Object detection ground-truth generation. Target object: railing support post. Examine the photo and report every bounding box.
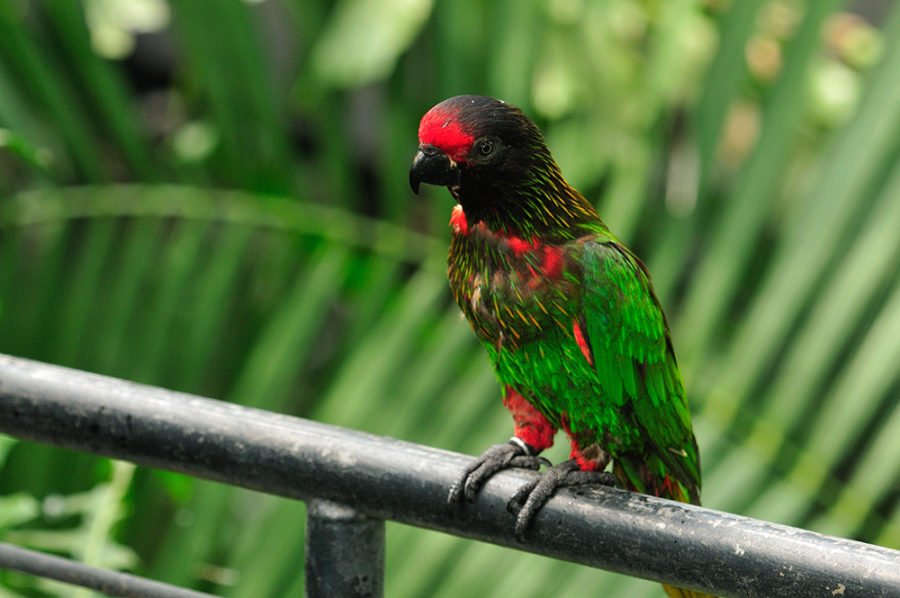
[305,500,385,598]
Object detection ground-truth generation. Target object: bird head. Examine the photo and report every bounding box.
[409,95,549,193]
[410,95,596,235]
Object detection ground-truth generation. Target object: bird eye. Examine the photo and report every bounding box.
[477,138,495,157]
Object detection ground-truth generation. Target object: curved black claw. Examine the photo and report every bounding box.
[448,440,547,505]
[507,459,617,541]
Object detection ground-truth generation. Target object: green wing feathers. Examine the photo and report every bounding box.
[581,240,701,504]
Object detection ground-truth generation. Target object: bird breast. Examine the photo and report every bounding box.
[448,223,579,350]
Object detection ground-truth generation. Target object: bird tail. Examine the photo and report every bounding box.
[662,584,718,598]
[612,452,700,505]
[614,453,717,598]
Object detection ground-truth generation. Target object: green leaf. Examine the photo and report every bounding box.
[313,0,433,88]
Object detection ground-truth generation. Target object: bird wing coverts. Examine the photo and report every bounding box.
[580,241,701,496]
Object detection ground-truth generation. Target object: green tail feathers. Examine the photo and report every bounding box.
[613,448,701,506]
[663,583,718,598]
[615,452,716,597]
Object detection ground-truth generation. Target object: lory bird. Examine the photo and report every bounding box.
[410,96,712,598]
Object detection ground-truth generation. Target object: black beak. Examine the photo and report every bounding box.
[409,144,460,194]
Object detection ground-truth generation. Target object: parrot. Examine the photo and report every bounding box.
[409,95,713,598]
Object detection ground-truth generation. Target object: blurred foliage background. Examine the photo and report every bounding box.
[0,0,897,596]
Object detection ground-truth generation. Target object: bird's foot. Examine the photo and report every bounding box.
[507,459,617,540]
[448,438,548,504]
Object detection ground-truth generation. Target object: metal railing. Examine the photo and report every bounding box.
[0,354,897,598]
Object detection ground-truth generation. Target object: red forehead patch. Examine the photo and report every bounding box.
[418,106,474,162]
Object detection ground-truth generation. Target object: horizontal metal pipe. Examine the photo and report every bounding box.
[0,542,215,598]
[0,354,897,597]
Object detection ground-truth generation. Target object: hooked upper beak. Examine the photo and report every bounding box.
[409,144,460,194]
